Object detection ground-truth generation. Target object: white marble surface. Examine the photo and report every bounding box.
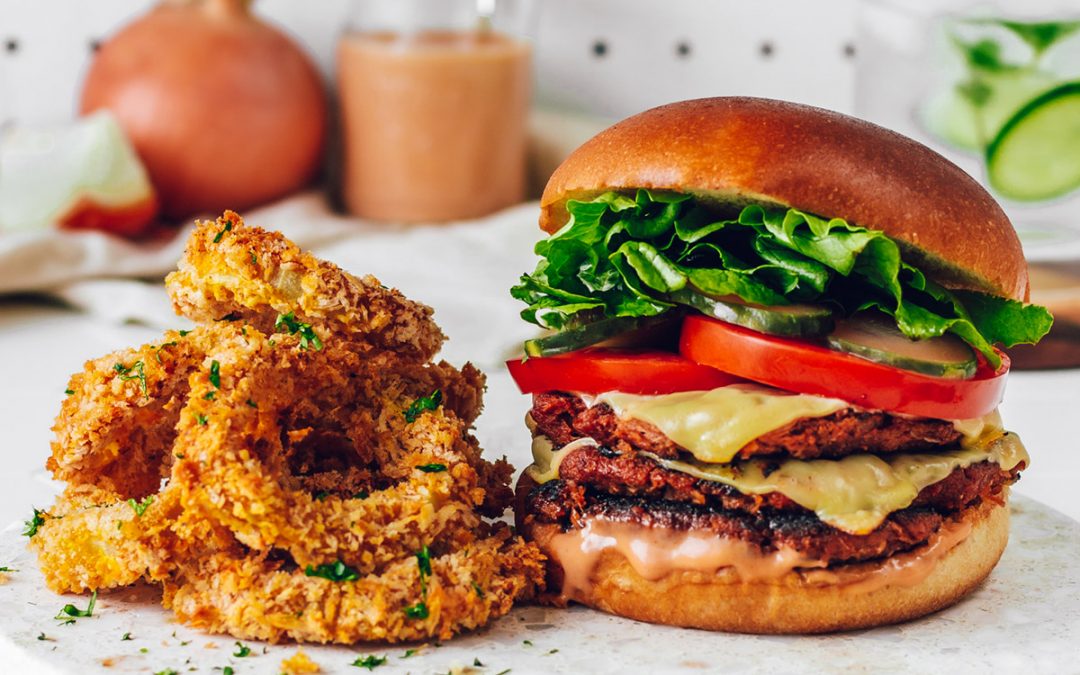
[0,494,1076,675]
[1,195,1079,672]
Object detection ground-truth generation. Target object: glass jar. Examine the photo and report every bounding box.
[337,0,536,223]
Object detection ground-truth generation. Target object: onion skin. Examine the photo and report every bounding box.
[81,0,327,220]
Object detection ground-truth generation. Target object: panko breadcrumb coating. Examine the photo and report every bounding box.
[31,212,543,643]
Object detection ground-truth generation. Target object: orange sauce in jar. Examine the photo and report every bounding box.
[337,30,530,222]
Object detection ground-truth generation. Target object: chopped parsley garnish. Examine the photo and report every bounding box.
[55,590,96,624]
[114,361,148,396]
[523,640,533,646]
[471,581,485,598]
[401,648,419,658]
[274,312,323,351]
[245,398,257,408]
[140,647,149,654]
[127,495,154,517]
[353,490,369,500]
[495,669,512,675]
[121,632,133,641]
[154,341,178,364]
[212,221,232,243]
[209,360,221,388]
[196,414,208,426]
[416,463,447,473]
[351,654,388,670]
[403,602,429,619]
[547,649,559,655]
[416,545,432,580]
[154,669,179,675]
[403,390,442,423]
[249,250,258,265]
[0,566,14,572]
[304,560,360,582]
[474,658,485,667]
[23,508,47,537]
[221,667,235,675]
[37,632,49,641]
[64,388,75,396]
[232,641,251,657]
[178,329,192,337]
[314,491,329,501]
[203,391,216,400]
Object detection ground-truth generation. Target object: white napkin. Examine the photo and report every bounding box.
[0,190,545,371]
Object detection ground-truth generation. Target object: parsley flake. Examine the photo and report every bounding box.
[127,495,154,517]
[221,667,234,675]
[314,491,329,501]
[249,250,258,265]
[353,490,369,499]
[212,221,232,243]
[471,581,485,598]
[178,329,192,337]
[401,648,419,658]
[121,632,133,641]
[0,566,14,572]
[114,361,148,396]
[495,669,512,675]
[154,341,178,364]
[64,388,75,396]
[245,398,257,408]
[55,590,96,623]
[304,560,360,582]
[403,390,442,423]
[416,545,432,579]
[232,641,251,657]
[23,508,47,538]
[416,463,447,473]
[523,640,533,646]
[474,658,485,667]
[196,414,208,426]
[274,312,324,350]
[203,391,216,400]
[209,360,221,388]
[37,632,49,641]
[154,669,179,675]
[351,654,387,670]
[403,602,429,620]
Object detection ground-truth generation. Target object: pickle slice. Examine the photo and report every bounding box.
[827,314,977,379]
[524,316,656,357]
[670,287,833,337]
[987,82,1080,201]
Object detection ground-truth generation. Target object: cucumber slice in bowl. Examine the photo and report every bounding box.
[524,316,677,357]
[987,82,1080,202]
[827,314,977,379]
[670,287,833,337]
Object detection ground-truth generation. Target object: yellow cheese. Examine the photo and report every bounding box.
[597,385,847,464]
[644,431,1028,534]
[526,435,597,484]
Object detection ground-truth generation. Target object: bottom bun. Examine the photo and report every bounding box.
[523,493,1010,634]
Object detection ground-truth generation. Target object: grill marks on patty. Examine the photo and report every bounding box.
[530,392,963,461]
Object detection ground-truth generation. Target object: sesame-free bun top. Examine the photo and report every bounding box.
[540,97,1028,301]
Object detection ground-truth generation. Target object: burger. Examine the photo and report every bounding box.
[506,97,1053,633]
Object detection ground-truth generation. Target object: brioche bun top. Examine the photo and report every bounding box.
[540,97,1028,301]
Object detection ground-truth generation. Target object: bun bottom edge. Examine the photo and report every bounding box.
[521,495,1010,634]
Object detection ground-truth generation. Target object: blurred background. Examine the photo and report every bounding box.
[1,0,1079,525]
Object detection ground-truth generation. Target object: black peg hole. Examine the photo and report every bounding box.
[592,39,608,58]
[759,41,775,58]
[89,39,102,53]
[676,41,692,59]
[843,42,857,59]
[4,38,18,54]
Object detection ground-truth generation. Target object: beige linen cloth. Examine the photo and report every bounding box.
[0,191,544,371]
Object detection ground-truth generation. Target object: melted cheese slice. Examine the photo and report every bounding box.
[644,432,1028,534]
[597,385,847,464]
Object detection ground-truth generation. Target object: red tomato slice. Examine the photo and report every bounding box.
[506,348,744,396]
[679,315,1009,419]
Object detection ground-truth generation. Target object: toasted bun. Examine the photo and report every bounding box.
[521,492,1009,634]
[540,97,1028,302]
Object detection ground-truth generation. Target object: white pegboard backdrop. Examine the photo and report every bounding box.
[0,0,858,127]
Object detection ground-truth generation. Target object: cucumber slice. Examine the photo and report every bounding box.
[524,316,653,357]
[670,287,833,337]
[827,315,977,379]
[987,82,1080,201]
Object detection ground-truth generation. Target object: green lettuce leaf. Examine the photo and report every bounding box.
[510,190,1053,365]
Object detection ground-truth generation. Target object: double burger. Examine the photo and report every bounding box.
[506,97,1053,633]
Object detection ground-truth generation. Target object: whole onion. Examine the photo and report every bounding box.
[81,0,327,220]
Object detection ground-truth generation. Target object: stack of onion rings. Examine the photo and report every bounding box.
[31,213,543,643]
